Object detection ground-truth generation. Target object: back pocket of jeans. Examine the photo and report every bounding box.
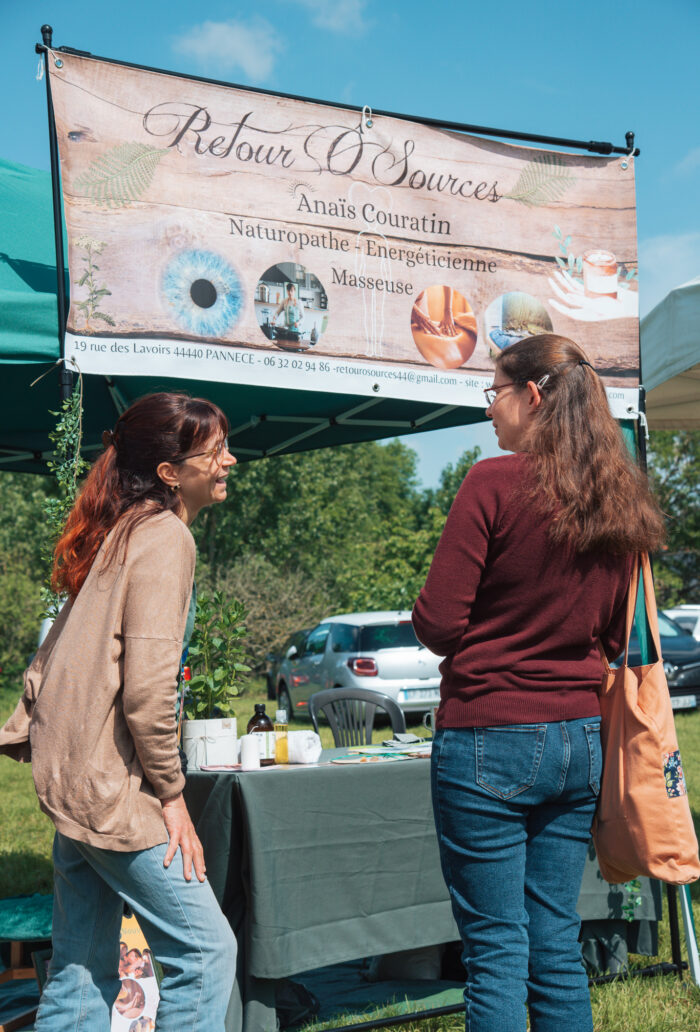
[584,721,602,795]
[474,725,546,799]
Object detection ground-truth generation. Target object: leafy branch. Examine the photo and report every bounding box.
[553,225,584,281]
[41,376,90,618]
[184,592,251,719]
[617,264,639,292]
[504,154,576,207]
[622,878,643,922]
[552,227,639,291]
[74,142,168,209]
[74,237,115,331]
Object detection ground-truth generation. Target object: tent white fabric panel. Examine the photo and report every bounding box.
[641,276,700,429]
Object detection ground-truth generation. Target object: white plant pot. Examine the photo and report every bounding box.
[182,717,238,770]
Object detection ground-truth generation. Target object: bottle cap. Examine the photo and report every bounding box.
[254,703,266,713]
[275,709,287,724]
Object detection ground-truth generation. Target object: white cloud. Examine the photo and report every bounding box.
[340,81,357,104]
[673,146,700,177]
[172,19,284,83]
[290,0,368,34]
[638,231,700,317]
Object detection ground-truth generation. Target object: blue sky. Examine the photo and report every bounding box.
[3,0,699,485]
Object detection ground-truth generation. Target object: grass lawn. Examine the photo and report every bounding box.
[1,679,699,1029]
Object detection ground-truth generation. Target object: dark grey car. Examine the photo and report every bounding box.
[622,611,700,711]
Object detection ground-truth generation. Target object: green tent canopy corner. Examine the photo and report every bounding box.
[0,159,486,474]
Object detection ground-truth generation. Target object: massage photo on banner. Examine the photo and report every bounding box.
[410,285,477,369]
[255,262,329,352]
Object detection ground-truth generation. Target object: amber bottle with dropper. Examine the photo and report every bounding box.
[247,703,275,766]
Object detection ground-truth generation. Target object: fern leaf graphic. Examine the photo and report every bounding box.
[75,143,168,209]
[504,155,576,207]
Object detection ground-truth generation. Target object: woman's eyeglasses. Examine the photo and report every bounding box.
[484,374,549,406]
[175,437,230,464]
[483,383,517,405]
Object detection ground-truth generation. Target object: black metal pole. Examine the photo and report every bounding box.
[667,885,685,977]
[636,386,685,977]
[52,39,639,158]
[637,385,648,471]
[36,25,73,403]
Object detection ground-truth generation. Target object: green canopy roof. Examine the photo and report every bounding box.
[0,159,485,474]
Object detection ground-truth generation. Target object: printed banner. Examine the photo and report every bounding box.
[49,52,640,414]
[112,913,159,1032]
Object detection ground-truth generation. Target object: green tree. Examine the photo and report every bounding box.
[192,438,424,586]
[0,473,52,681]
[647,430,700,605]
[422,446,482,518]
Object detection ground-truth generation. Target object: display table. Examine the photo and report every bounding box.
[184,752,660,1032]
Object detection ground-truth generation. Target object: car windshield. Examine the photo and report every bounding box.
[657,613,688,638]
[670,616,697,634]
[631,612,688,642]
[358,623,420,651]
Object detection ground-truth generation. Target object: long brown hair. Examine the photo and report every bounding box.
[496,334,665,554]
[52,393,228,597]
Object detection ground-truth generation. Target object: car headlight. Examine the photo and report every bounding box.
[663,660,679,683]
[671,660,700,688]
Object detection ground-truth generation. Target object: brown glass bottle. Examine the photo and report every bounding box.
[247,704,275,765]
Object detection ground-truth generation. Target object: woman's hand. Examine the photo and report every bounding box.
[161,793,206,883]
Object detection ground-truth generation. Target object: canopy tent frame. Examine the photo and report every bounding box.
[0,363,465,465]
[33,22,639,412]
[36,26,639,161]
[11,26,693,996]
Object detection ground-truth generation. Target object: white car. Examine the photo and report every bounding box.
[663,605,700,641]
[275,611,442,719]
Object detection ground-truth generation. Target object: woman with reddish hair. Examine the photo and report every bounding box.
[413,335,665,1032]
[0,392,237,1032]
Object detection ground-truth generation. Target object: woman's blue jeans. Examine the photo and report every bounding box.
[431,716,602,1032]
[35,832,237,1032]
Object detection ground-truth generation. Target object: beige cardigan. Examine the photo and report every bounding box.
[0,509,195,851]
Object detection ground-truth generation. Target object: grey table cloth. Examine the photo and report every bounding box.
[183,751,659,1032]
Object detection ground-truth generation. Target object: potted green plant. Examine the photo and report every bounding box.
[181,592,251,769]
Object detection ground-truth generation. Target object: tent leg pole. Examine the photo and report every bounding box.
[631,396,685,981]
[636,385,648,471]
[679,884,700,986]
[667,885,684,978]
[36,24,73,403]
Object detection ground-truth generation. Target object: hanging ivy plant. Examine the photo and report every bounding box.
[41,374,89,617]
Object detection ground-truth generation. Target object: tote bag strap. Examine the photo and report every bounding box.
[639,551,663,663]
[597,554,640,673]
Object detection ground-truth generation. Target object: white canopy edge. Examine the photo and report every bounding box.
[641,275,700,429]
[645,362,700,429]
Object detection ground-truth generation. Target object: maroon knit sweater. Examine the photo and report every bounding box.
[412,453,634,727]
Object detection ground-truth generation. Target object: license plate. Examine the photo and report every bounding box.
[401,688,439,701]
[671,694,697,710]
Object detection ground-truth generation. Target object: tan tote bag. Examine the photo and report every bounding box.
[592,552,700,884]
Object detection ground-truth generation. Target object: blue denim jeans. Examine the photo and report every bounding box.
[431,717,602,1032]
[36,832,237,1032]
